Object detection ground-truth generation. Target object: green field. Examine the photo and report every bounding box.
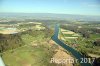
[1,26,56,66]
[90,34,100,40]
[2,44,56,66]
[60,27,100,57]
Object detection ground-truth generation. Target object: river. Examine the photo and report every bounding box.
[51,24,92,66]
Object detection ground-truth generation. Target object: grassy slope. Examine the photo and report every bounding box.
[2,29,56,66]
[3,44,56,66]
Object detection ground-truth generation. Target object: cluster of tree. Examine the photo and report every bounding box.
[89,28,100,33]
[61,25,90,38]
[0,33,24,52]
[78,28,90,38]
[18,23,36,29]
[93,39,100,46]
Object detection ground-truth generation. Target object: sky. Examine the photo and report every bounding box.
[0,0,100,16]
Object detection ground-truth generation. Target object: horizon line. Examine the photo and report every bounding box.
[0,12,100,16]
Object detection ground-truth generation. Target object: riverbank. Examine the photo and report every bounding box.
[51,46,73,66]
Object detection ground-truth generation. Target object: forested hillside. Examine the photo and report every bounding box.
[0,26,53,52]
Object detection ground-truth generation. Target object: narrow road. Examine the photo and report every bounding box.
[51,24,92,66]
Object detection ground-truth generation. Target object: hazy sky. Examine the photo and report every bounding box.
[0,0,100,16]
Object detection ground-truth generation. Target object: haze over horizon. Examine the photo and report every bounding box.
[0,0,100,16]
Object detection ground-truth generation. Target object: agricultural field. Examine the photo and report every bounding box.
[60,23,100,59]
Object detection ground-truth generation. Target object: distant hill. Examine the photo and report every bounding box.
[0,13,100,21]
